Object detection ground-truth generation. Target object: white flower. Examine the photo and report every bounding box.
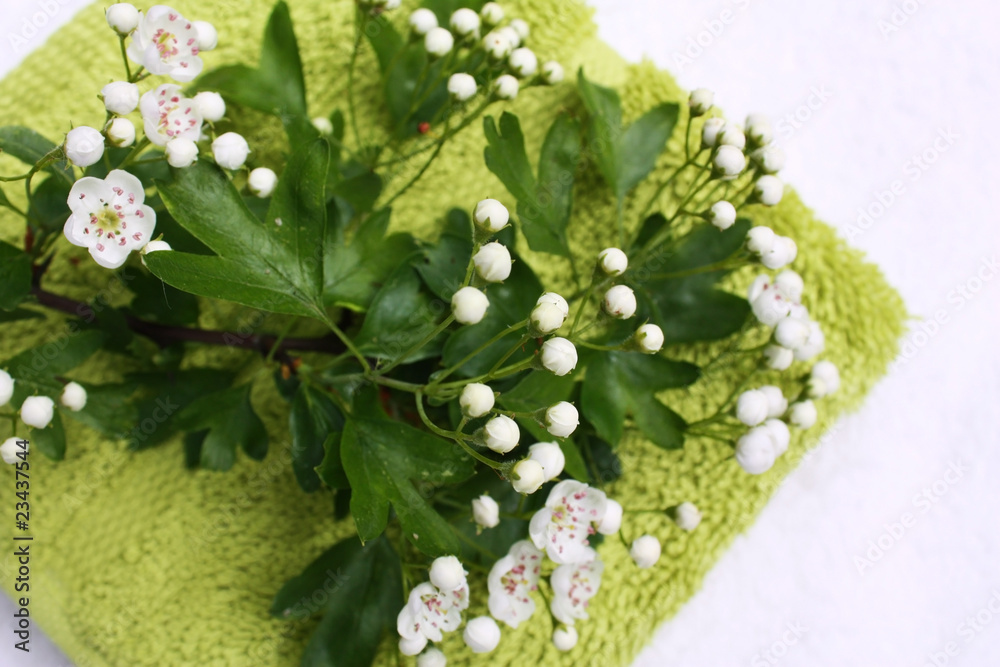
[64,127,105,168]
[713,145,745,178]
[127,7,204,83]
[775,317,810,350]
[689,88,714,116]
[510,18,530,41]
[493,74,519,100]
[212,132,250,170]
[530,302,566,335]
[629,535,661,569]
[416,648,447,667]
[745,113,773,146]
[551,557,604,624]
[603,285,636,319]
[483,31,513,60]
[701,117,725,148]
[634,323,664,354]
[764,345,794,371]
[409,8,438,35]
[746,226,775,254]
[595,498,622,535]
[511,459,545,494]
[537,292,569,317]
[472,495,500,529]
[460,383,495,418]
[809,361,840,397]
[0,370,13,406]
[758,385,788,418]
[736,389,769,426]
[774,270,804,302]
[755,175,784,206]
[425,27,454,57]
[451,287,489,325]
[193,91,226,123]
[397,581,465,645]
[553,626,578,652]
[450,8,480,37]
[474,198,509,231]
[463,616,501,654]
[430,556,468,593]
[760,236,797,270]
[1,438,25,465]
[710,200,737,230]
[789,400,817,429]
[763,418,791,457]
[473,242,512,282]
[598,247,628,276]
[529,480,607,564]
[509,48,537,78]
[719,124,746,150]
[165,138,198,168]
[448,73,478,102]
[139,84,203,147]
[399,636,427,656]
[488,540,543,628]
[106,3,140,34]
[101,81,139,115]
[674,502,701,531]
[541,61,564,84]
[193,20,218,51]
[735,427,776,475]
[20,396,54,429]
[63,170,156,269]
[311,116,333,135]
[544,403,578,439]
[793,321,825,361]
[248,167,277,198]
[481,2,505,25]
[484,415,519,454]
[752,144,786,173]
[60,382,87,412]
[528,441,565,481]
[540,337,577,376]
[106,118,136,148]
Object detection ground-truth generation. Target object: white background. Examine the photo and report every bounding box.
[2,1,1000,666]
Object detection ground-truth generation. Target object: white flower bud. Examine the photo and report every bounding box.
[106,3,139,35]
[689,88,714,116]
[509,18,530,41]
[193,91,226,123]
[752,144,786,173]
[793,321,825,361]
[775,317,810,350]
[536,292,569,318]
[603,285,637,319]
[764,345,794,371]
[713,145,745,178]
[674,501,702,531]
[474,198,509,231]
[20,396,54,429]
[736,389,769,426]
[399,636,428,657]
[106,118,135,148]
[735,427,777,475]
[248,167,278,198]
[483,31,513,60]
[598,247,628,276]
[166,138,199,168]
[64,126,105,168]
[425,27,455,57]
[493,74,519,100]
[508,48,537,78]
[528,441,565,481]
[484,415,519,453]
[540,338,577,376]
[498,25,521,48]
[193,21,218,51]
[140,240,172,267]
[409,8,438,35]
[719,124,746,150]
[774,270,804,302]
[463,616,501,654]
[701,117,725,148]
[541,61,564,84]
[0,370,13,406]
[553,626,578,652]
[760,236,797,270]
[634,323,664,354]
[746,226,776,254]
[451,286,489,325]
[212,132,250,170]
[809,361,840,398]
[751,293,792,328]
[544,402,578,438]
[1,438,25,465]
[481,2,505,25]
[755,175,784,206]
[472,494,500,529]
[448,73,478,101]
[630,535,661,569]
[745,113,773,145]
[429,555,467,592]
[60,382,87,412]
[596,498,622,535]
[460,383,495,418]
[101,81,139,115]
[709,200,737,230]
[450,8,480,37]
[530,302,566,335]
[763,418,791,457]
[473,242,512,282]
[511,459,545,494]
[758,385,787,418]
[789,400,817,429]
[312,116,334,135]
[416,647,447,667]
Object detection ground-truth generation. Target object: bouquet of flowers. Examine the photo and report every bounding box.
[0,2,848,665]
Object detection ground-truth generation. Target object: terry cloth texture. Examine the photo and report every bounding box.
[0,1,907,666]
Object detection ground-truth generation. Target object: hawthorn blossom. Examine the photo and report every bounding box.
[127,6,206,82]
[529,480,607,564]
[550,554,604,625]
[63,170,156,269]
[139,84,203,147]
[487,540,543,628]
[397,574,469,646]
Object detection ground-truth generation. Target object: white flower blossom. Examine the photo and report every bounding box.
[710,200,737,230]
[425,27,454,57]
[212,132,250,170]
[140,84,203,146]
[736,389,769,426]
[1,438,25,465]
[603,285,637,319]
[450,8,480,37]
[448,73,478,102]
[472,495,500,530]
[397,581,467,646]
[474,198,509,231]
[101,81,139,115]
[541,61,564,84]
[64,127,105,168]
[528,441,565,481]
[735,426,776,474]
[629,536,660,569]
[529,480,607,564]
[248,167,277,198]
[550,555,604,624]
[473,242,512,282]
[634,323,664,354]
[165,138,198,168]
[674,501,702,531]
[0,370,13,406]
[409,8,438,36]
[511,459,545,494]
[193,91,226,123]
[689,88,714,116]
[488,540,543,628]
[463,616,501,654]
[789,400,817,429]
[553,626,579,651]
[60,382,87,412]
[451,286,489,325]
[63,170,156,269]
[809,361,840,397]
[598,247,628,276]
[460,383,495,419]
[484,415,519,454]
[493,74,519,100]
[508,48,537,78]
[774,270,804,302]
[127,7,205,83]
[540,337,577,376]
[106,118,136,148]
[544,403,578,439]
[20,396,55,429]
[106,3,140,35]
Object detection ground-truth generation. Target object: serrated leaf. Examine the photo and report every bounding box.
[413,209,473,301]
[126,369,235,450]
[0,126,74,184]
[174,385,268,470]
[0,240,32,311]
[290,384,345,492]
[354,262,445,362]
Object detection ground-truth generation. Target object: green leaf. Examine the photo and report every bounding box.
[499,370,576,413]
[413,208,473,301]
[2,330,104,384]
[0,241,32,311]
[315,432,348,490]
[65,381,140,437]
[362,14,404,75]
[354,262,445,362]
[331,169,382,215]
[0,308,43,324]
[290,384,345,492]
[576,70,622,196]
[341,417,474,556]
[619,103,679,197]
[0,126,73,184]
[27,175,72,235]
[30,410,66,460]
[384,44,449,137]
[126,271,200,326]
[126,369,235,450]
[174,385,268,470]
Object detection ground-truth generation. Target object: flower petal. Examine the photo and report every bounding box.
[67,177,112,213]
[89,239,131,269]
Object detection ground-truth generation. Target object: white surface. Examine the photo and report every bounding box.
[2,1,999,666]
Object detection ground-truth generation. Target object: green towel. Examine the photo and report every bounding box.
[0,1,906,665]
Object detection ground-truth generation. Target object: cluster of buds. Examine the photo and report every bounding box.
[1,370,87,465]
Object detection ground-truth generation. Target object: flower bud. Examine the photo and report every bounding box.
[448,73,478,102]
[793,321,825,361]
[746,226,775,254]
[629,535,661,569]
[248,167,278,198]
[106,3,139,34]
[789,400,817,429]
[1,438,25,465]
[166,138,199,168]
[509,18,530,41]
[399,636,428,657]
[540,337,577,376]
[759,386,787,419]
[142,240,172,256]
[688,88,714,116]
[193,91,226,123]
[673,501,702,531]
[763,418,791,457]
[106,118,135,148]
[212,132,250,170]
[553,626,578,652]
[409,8,438,35]
[755,175,784,206]
[752,144,786,173]
[429,555,467,592]
[634,323,664,354]
[60,382,87,412]
[764,345,794,371]
[598,247,628,276]
[312,116,334,135]
[544,402,578,438]
[508,48,537,78]
[450,8,481,36]
[0,370,13,406]
[536,292,569,317]
[463,616,501,654]
[101,81,139,115]
[20,396,54,429]
[193,21,218,51]
[481,2,504,25]
[603,285,636,319]
[719,124,746,150]
[713,145,745,179]
[760,236,797,270]
[484,415,519,453]
[511,459,545,494]
[425,27,455,57]
[736,389,769,426]
[701,117,725,148]
[472,494,500,529]
[596,498,622,535]
[483,31,513,60]
[708,200,737,230]
[745,113,773,146]
[473,242,512,282]
[775,317,810,350]
[474,198,509,231]
[493,74,519,100]
[64,126,105,167]
[528,441,565,481]
[735,427,776,474]
[530,302,566,335]
[808,361,840,397]
[451,286,489,325]
[774,270,804,302]
[460,383,495,418]
[417,648,447,667]
[541,61,564,84]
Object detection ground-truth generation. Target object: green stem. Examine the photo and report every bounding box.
[347,15,365,150]
[382,117,452,207]
[573,339,619,352]
[119,36,133,81]
[415,391,504,470]
[616,199,625,249]
[451,526,500,559]
[638,153,703,225]
[487,334,530,376]
[434,356,534,393]
[376,314,455,376]
[320,313,370,374]
[264,318,299,365]
[432,319,528,386]
[377,96,493,169]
